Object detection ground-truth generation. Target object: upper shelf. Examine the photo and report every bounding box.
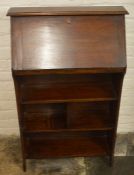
[21,77,117,103]
[7,6,128,16]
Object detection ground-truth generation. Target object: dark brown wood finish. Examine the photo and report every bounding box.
[7,6,128,16]
[7,6,128,171]
[11,15,126,71]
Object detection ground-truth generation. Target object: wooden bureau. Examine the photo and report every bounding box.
[7,6,128,171]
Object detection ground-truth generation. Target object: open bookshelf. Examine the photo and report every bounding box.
[8,6,128,171]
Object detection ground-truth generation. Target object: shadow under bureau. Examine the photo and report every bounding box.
[7,6,128,171]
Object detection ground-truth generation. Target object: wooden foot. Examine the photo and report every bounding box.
[109,155,114,167]
[23,158,26,172]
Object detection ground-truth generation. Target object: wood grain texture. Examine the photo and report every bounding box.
[11,15,126,72]
[7,6,128,16]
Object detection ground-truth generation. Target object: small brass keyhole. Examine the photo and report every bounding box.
[66,17,71,24]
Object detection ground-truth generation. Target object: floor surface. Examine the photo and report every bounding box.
[0,135,134,175]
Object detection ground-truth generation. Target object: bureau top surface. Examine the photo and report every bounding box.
[7,6,128,16]
[10,7,127,73]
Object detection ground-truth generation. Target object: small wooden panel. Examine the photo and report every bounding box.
[67,102,113,131]
[23,113,66,131]
[11,15,126,72]
[7,6,128,16]
[23,103,66,113]
[25,136,109,158]
[23,104,67,131]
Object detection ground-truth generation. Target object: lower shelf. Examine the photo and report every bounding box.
[25,136,109,158]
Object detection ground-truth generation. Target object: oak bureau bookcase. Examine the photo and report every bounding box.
[7,6,128,171]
